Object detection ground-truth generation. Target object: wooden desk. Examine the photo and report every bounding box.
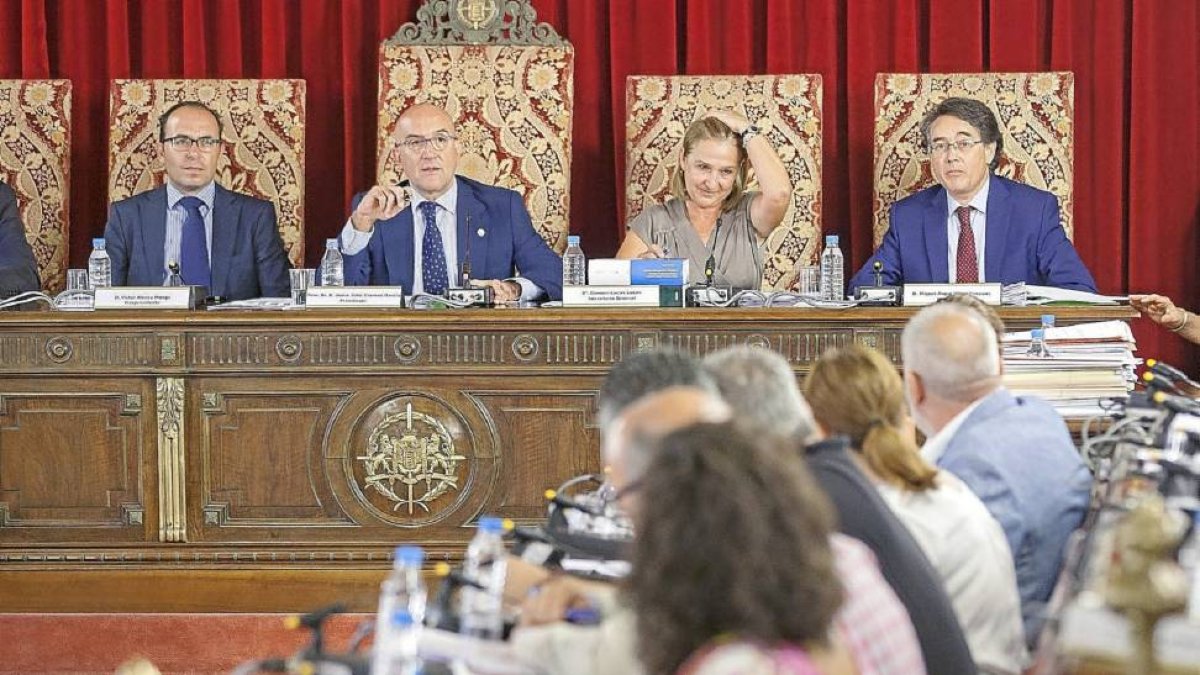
[0,306,1134,611]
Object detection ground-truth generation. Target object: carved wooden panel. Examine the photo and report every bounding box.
[0,381,152,543]
[0,333,161,372]
[192,387,354,539]
[466,390,601,521]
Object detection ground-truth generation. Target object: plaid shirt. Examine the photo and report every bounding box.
[832,533,928,675]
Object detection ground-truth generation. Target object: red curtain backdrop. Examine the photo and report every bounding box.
[1,0,1196,370]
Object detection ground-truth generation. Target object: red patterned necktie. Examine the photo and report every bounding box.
[955,206,978,283]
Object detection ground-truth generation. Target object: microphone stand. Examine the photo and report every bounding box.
[444,212,493,307]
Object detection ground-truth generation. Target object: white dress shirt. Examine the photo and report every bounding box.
[877,472,1029,674]
[945,177,990,283]
[339,178,541,299]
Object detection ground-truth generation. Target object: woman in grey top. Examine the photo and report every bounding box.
[617,110,793,291]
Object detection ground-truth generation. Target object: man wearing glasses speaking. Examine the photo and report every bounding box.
[849,97,1095,293]
[104,101,291,300]
[339,103,563,302]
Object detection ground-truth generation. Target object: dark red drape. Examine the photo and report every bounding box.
[1,0,1196,370]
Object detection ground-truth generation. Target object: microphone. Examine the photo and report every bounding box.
[1146,359,1200,396]
[544,488,604,517]
[855,260,901,306]
[443,210,493,306]
[1152,391,1200,416]
[1143,371,1182,396]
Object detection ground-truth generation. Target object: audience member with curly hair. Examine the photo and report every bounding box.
[628,422,854,675]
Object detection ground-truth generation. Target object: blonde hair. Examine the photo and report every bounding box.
[803,345,938,492]
[669,117,748,213]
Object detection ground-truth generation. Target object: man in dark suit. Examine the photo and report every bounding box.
[0,181,41,301]
[850,97,1095,293]
[104,101,290,300]
[340,103,563,301]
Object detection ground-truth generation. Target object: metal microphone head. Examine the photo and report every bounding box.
[168,261,181,274]
[704,255,716,286]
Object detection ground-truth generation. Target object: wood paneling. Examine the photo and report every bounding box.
[0,306,1134,610]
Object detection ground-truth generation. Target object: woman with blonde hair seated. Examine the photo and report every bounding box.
[804,344,1028,675]
[616,111,792,291]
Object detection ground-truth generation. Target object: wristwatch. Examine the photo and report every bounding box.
[740,125,761,145]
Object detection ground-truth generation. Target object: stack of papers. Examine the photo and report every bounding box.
[1002,282,1128,306]
[1001,320,1139,418]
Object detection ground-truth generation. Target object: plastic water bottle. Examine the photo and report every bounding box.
[319,238,344,286]
[819,235,844,301]
[562,235,586,287]
[372,546,427,675]
[88,238,112,289]
[459,516,508,640]
[1026,328,1053,358]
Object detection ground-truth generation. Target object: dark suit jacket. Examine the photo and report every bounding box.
[343,176,564,301]
[804,437,976,674]
[0,182,41,301]
[104,184,290,300]
[850,175,1096,292]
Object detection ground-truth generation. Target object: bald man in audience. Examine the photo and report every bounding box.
[902,302,1092,644]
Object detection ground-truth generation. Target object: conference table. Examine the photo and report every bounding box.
[0,305,1134,611]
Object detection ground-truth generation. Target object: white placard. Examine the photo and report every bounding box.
[304,286,405,308]
[563,285,671,307]
[93,287,196,310]
[902,283,1002,307]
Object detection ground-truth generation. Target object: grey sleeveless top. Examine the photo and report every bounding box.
[627,192,763,291]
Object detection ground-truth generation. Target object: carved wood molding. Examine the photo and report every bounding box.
[156,377,187,543]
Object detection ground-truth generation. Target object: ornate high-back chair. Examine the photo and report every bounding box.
[376,0,574,252]
[0,80,71,292]
[625,75,823,290]
[108,79,306,267]
[873,72,1075,245]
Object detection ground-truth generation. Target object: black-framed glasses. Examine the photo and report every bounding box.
[397,132,457,154]
[928,138,984,156]
[162,135,222,151]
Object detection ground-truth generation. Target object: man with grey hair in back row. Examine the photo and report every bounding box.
[901,302,1092,645]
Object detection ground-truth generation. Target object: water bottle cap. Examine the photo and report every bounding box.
[394,545,425,565]
[390,609,415,628]
[1031,328,1045,338]
[326,238,339,248]
[93,237,105,248]
[1040,314,1055,325]
[478,516,504,534]
[567,235,580,246]
[825,235,838,246]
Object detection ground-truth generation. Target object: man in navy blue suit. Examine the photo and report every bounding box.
[339,103,563,302]
[104,101,290,300]
[0,181,41,301]
[850,97,1095,293]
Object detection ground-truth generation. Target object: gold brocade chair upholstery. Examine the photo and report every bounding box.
[625,75,823,290]
[108,79,306,267]
[376,2,574,252]
[0,80,71,293]
[873,72,1075,246]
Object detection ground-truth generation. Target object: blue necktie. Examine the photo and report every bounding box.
[178,196,211,289]
[420,200,449,294]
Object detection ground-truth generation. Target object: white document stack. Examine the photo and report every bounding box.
[1001,320,1139,418]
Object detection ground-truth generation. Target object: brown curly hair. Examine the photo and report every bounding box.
[627,422,842,674]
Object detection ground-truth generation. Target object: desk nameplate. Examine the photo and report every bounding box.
[902,283,1002,307]
[304,287,405,308]
[94,287,202,310]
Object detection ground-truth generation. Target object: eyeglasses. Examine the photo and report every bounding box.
[162,135,222,152]
[397,133,457,154]
[928,138,985,156]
